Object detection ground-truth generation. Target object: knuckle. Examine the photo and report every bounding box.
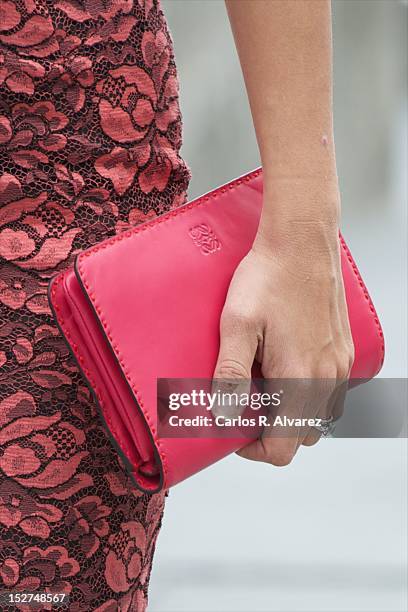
[265,448,295,467]
[337,366,350,380]
[338,349,354,379]
[269,453,294,467]
[313,345,355,381]
[215,358,250,380]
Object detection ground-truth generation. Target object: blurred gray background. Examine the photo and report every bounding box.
[149,1,408,611]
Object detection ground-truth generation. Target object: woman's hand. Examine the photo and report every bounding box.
[220,0,352,464]
[213,192,354,466]
[220,0,354,463]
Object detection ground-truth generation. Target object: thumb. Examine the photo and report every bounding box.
[212,310,258,418]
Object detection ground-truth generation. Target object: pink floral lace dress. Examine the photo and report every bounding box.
[0,1,191,610]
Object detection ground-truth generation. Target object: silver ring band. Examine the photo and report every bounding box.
[314,416,337,437]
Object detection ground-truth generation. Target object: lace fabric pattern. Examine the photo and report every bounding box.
[0,1,191,609]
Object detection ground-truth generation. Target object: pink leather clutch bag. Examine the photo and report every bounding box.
[48,168,384,492]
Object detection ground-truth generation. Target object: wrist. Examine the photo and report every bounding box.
[254,217,340,255]
[257,172,341,241]
[262,169,340,213]
[253,191,341,277]
[252,224,342,281]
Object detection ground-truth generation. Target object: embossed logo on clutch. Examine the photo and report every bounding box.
[189,224,221,255]
[188,223,221,255]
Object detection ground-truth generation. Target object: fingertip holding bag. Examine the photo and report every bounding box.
[48,168,384,493]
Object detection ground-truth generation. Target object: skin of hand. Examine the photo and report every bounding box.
[216,0,355,465]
